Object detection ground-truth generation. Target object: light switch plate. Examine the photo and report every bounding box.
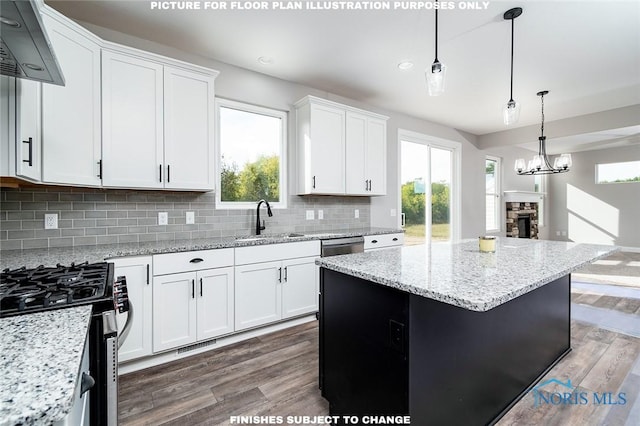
[318,210,324,220]
[44,213,58,230]
[306,210,314,220]
[354,209,359,219]
[158,212,168,225]
[186,211,195,224]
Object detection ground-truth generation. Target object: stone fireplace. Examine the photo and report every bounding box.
[506,202,538,239]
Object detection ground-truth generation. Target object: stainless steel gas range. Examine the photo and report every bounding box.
[0,262,132,425]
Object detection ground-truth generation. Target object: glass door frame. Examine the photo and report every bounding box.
[397,129,462,242]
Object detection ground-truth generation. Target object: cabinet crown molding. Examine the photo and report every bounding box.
[294,95,389,122]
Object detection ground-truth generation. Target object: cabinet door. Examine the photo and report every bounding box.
[164,67,215,191]
[41,16,101,186]
[112,256,152,362]
[234,261,282,331]
[366,117,387,195]
[197,267,234,341]
[102,50,164,189]
[153,272,197,352]
[282,257,319,319]
[15,79,41,181]
[309,103,345,194]
[345,112,367,195]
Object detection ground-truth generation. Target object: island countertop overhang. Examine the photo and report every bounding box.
[316,238,618,312]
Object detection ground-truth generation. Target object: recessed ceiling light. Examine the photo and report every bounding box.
[258,56,274,65]
[397,61,414,70]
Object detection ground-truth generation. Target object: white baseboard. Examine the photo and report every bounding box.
[118,314,317,375]
[619,246,640,253]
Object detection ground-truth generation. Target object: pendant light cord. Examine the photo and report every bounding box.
[434,1,439,62]
[509,18,514,102]
[540,93,545,138]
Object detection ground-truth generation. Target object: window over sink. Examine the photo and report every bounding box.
[215,99,287,209]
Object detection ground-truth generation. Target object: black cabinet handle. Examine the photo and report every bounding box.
[80,372,95,397]
[146,264,150,285]
[22,137,33,166]
[191,279,195,298]
[278,267,282,283]
[97,159,103,179]
[365,180,368,191]
[189,258,204,263]
[312,176,316,189]
[167,164,170,183]
[392,237,398,241]
[284,267,288,282]
[200,278,203,296]
[371,239,378,244]
[159,164,162,182]
[369,180,372,191]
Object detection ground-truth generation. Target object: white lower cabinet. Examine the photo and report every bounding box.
[153,266,234,353]
[112,256,152,363]
[282,257,319,319]
[234,242,320,332]
[235,261,282,331]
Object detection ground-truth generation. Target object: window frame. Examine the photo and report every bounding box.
[595,160,640,184]
[485,155,501,233]
[214,98,288,209]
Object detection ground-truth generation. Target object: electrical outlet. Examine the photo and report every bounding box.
[186,211,195,224]
[354,209,359,219]
[44,213,58,230]
[556,231,561,236]
[390,209,397,217]
[317,210,324,220]
[306,210,314,220]
[158,212,168,225]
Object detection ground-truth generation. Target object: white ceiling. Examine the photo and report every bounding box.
[45,0,640,138]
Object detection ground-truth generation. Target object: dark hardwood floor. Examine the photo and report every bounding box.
[120,318,640,425]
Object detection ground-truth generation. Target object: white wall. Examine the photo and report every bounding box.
[546,144,640,248]
[79,19,486,239]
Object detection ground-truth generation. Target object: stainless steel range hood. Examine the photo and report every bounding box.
[0,0,64,85]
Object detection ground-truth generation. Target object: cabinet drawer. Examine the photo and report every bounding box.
[235,240,320,266]
[153,248,234,275]
[364,233,404,250]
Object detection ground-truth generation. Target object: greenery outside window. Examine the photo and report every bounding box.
[485,156,501,232]
[215,99,287,209]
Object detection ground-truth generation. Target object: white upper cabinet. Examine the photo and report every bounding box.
[15,79,41,182]
[296,100,346,195]
[295,96,388,196]
[163,67,215,190]
[101,50,164,189]
[40,13,102,187]
[102,51,216,191]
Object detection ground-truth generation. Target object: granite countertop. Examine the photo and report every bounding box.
[316,238,618,312]
[0,227,401,270]
[0,306,93,426]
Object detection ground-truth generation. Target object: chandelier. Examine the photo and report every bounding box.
[514,91,572,175]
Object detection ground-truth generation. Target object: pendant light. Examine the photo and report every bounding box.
[503,7,522,125]
[514,91,573,175]
[425,0,446,96]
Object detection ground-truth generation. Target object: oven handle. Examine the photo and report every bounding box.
[117,302,134,349]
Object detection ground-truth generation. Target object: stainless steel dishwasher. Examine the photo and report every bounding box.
[321,236,364,257]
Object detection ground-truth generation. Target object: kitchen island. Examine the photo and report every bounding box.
[316,238,617,425]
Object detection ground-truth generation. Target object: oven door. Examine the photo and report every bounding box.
[54,334,92,426]
[89,310,119,426]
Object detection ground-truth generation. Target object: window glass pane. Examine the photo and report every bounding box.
[219,106,282,202]
[400,141,428,246]
[596,161,640,184]
[485,159,496,193]
[431,147,451,241]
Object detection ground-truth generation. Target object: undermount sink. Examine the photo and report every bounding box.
[235,233,305,242]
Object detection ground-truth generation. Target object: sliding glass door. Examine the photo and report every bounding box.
[399,131,460,245]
